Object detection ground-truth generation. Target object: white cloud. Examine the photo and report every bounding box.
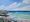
[12,6,30,11]
[3,5,30,11]
[23,0,30,4]
[0,2,30,11]
[16,3,21,7]
[4,2,18,11]
[0,2,17,11]
[7,2,17,8]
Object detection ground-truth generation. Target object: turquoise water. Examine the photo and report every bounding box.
[16,12,30,19]
[8,12,30,16]
[8,12,30,19]
[13,12,30,15]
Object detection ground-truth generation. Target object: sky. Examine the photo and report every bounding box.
[0,0,30,11]
[0,0,30,19]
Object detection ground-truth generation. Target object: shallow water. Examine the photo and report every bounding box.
[7,12,30,19]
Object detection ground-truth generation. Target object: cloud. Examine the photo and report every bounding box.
[8,2,17,8]
[16,3,22,7]
[23,0,30,4]
[0,1,30,11]
[0,2,18,11]
[0,2,30,11]
[11,6,30,11]
[3,2,17,11]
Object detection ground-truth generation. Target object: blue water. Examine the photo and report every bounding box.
[8,12,30,15]
[16,12,30,15]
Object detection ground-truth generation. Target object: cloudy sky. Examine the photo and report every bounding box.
[0,0,30,11]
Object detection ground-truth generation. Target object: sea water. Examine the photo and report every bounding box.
[7,12,30,20]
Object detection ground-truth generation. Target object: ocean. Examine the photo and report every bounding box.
[7,12,30,19]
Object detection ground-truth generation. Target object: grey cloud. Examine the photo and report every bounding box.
[23,0,30,4]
